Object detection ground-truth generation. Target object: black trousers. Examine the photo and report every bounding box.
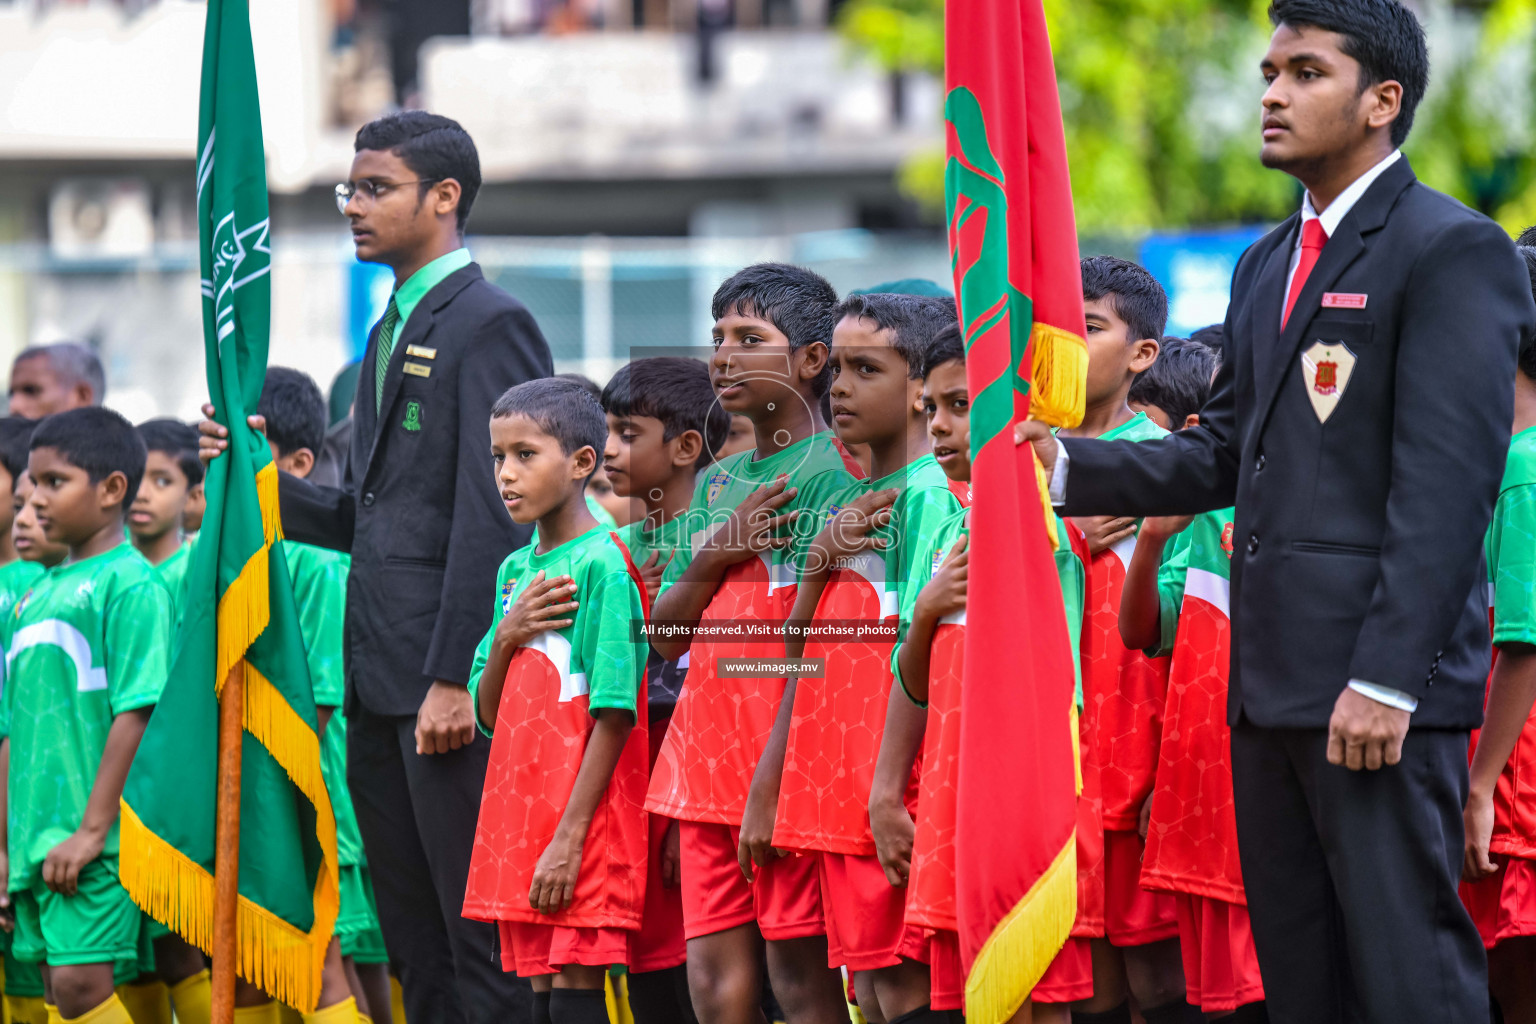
[1230,721,1486,1023]
[348,706,531,1024]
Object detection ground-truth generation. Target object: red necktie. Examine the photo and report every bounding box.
[1282,218,1329,329]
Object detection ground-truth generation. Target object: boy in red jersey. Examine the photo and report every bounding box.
[1118,337,1267,1023]
[1462,246,1536,1023]
[601,357,731,1024]
[874,323,1090,1024]
[647,264,857,1024]
[739,293,960,1024]
[1060,257,1196,1024]
[462,378,649,1024]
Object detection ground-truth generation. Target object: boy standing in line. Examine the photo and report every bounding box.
[129,420,204,628]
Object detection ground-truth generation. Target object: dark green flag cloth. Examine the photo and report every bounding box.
[120,0,338,1009]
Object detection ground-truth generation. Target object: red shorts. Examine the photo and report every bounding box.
[498,921,629,977]
[1173,895,1264,1013]
[819,852,917,971]
[923,929,964,1012]
[628,813,687,973]
[678,820,824,941]
[1103,830,1177,946]
[1031,937,1093,1004]
[1461,856,1536,949]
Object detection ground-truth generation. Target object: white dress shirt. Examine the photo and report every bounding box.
[1050,148,1418,714]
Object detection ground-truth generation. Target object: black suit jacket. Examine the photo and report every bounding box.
[281,263,554,716]
[1060,158,1535,729]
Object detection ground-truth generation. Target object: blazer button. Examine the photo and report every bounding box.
[1255,453,1266,471]
[362,492,376,508]
[1247,534,1259,555]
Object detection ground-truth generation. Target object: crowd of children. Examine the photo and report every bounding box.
[6,241,1536,1024]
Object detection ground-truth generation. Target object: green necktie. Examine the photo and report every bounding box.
[374,296,400,414]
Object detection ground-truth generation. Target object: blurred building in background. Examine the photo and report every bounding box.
[0,0,945,419]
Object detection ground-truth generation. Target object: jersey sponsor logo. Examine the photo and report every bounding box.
[824,504,843,523]
[522,630,588,702]
[1220,522,1235,558]
[705,469,731,506]
[500,578,518,614]
[8,619,108,692]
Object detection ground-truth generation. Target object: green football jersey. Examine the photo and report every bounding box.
[1054,518,1087,706]
[0,560,47,740]
[282,540,366,868]
[617,513,689,575]
[1490,425,1536,647]
[855,454,964,618]
[6,543,171,889]
[892,506,970,704]
[467,526,646,735]
[153,542,192,630]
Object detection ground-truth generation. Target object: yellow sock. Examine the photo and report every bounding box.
[232,1002,281,1024]
[387,979,404,1024]
[358,1016,373,1024]
[113,982,171,1024]
[301,997,356,1024]
[167,970,211,1024]
[42,1006,60,1024]
[59,993,131,1024]
[6,996,48,1024]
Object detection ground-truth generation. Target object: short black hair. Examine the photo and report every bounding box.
[1129,337,1223,426]
[1268,0,1429,148]
[1518,225,1536,248]
[922,321,966,378]
[836,293,960,380]
[1081,255,1169,345]
[15,342,105,405]
[30,406,146,504]
[259,367,328,459]
[354,111,481,232]
[554,373,604,404]
[137,418,205,488]
[712,263,839,398]
[1189,324,1226,353]
[492,377,607,479]
[1518,247,1536,383]
[602,358,731,471]
[0,417,35,484]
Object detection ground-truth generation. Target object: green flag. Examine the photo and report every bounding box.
[120,0,339,1009]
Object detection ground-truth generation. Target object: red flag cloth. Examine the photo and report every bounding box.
[945,0,1087,1020]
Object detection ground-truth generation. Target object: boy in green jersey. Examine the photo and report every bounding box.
[600,356,729,1024]
[7,408,171,1024]
[129,420,204,628]
[257,367,387,1024]
[462,378,647,1024]
[646,263,857,1024]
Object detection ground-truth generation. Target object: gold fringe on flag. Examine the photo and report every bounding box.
[1027,322,1087,430]
[214,462,283,698]
[962,837,1078,1024]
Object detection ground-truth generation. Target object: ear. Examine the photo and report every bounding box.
[1129,337,1160,374]
[572,444,598,481]
[1183,412,1202,430]
[432,179,464,224]
[1366,79,1403,134]
[100,470,129,510]
[74,382,95,408]
[671,429,704,469]
[286,447,317,479]
[906,375,926,416]
[796,341,830,385]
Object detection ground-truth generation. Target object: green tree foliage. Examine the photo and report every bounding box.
[841,0,1536,234]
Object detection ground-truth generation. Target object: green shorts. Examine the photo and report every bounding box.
[10,859,141,968]
[336,866,387,965]
[2,950,44,998]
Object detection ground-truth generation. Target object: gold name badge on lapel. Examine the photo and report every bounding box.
[1300,341,1357,423]
[405,345,437,360]
[403,361,432,378]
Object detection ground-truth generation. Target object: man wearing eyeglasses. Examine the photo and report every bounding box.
[203,110,551,1024]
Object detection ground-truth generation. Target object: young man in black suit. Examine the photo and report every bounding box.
[1019,2,1536,1021]
[204,112,552,1024]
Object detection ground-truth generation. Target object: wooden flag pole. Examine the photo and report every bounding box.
[211,660,245,1024]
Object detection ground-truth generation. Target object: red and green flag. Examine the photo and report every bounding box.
[946,0,1087,1020]
[119,0,339,1009]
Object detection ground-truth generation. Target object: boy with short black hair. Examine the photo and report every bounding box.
[1061,256,1195,1024]
[600,356,729,1024]
[6,408,171,1024]
[1117,348,1267,1021]
[257,366,387,1024]
[462,377,648,1024]
[1461,245,1536,1022]
[131,419,204,626]
[741,291,962,1024]
[646,262,856,1024]
[1128,338,1220,432]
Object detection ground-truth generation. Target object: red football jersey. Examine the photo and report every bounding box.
[907,615,965,932]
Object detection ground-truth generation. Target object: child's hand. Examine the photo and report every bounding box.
[494,572,578,653]
[915,536,968,623]
[529,831,583,915]
[737,781,784,884]
[805,488,898,575]
[661,819,681,889]
[43,827,106,896]
[1074,515,1138,556]
[637,551,672,603]
[870,797,915,887]
[699,476,799,569]
[1140,514,1195,543]
[1464,788,1498,881]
